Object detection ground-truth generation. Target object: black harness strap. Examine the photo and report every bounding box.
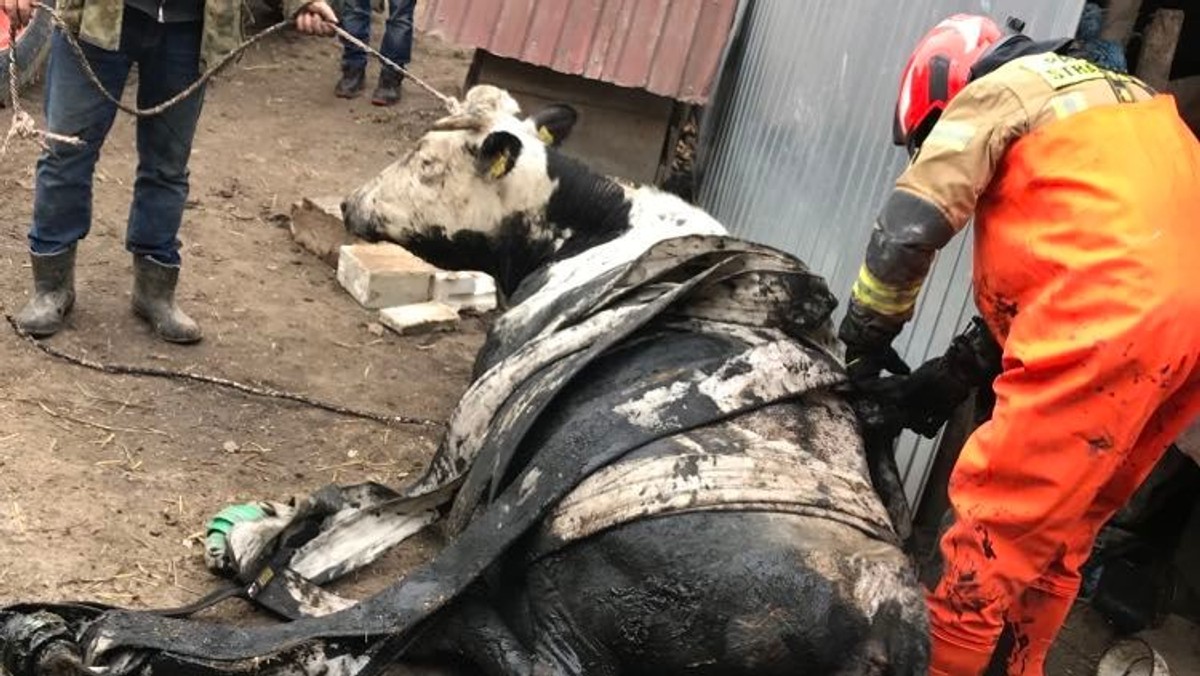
[80,266,846,669]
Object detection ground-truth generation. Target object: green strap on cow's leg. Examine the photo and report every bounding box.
[204,503,268,570]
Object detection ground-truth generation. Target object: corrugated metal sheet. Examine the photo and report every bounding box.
[414,0,739,103]
[697,0,1085,508]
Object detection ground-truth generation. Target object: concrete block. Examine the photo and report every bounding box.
[378,302,460,336]
[431,271,497,312]
[437,292,498,313]
[291,197,358,267]
[431,270,496,299]
[337,243,438,309]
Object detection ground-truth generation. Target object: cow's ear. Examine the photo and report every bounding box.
[475,130,523,180]
[528,104,578,147]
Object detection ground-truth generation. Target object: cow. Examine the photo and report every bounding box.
[335,84,930,675]
[0,85,928,676]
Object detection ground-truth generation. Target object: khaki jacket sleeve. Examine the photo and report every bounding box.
[283,0,313,19]
[846,77,1028,334]
[895,77,1029,232]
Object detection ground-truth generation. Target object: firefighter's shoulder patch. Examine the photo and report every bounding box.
[1019,53,1106,90]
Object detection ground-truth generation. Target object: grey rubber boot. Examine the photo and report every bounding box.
[131,255,203,344]
[14,247,77,338]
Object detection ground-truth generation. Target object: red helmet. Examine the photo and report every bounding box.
[894,14,1004,152]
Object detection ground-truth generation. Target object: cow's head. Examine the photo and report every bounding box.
[342,85,580,291]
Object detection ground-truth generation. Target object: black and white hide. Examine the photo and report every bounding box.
[0,86,928,676]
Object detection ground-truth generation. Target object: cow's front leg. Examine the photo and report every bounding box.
[416,596,536,676]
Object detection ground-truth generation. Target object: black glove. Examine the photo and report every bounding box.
[850,317,1002,439]
[896,357,972,437]
[839,303,910,383]
[845,376,908,441]
[846,345,912,383]
[902,317,1002,436]
[842,360,965,440]
[944,317,1002,387]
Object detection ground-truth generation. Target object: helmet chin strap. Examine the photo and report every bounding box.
[969,15,1028,81]
[969,15,1073,83]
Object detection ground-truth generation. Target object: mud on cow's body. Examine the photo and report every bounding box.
[420,329,926,675]
[336,85,929,675]
[0,86,928,676]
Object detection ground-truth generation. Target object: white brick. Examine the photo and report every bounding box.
[378,302,460,336]
[437,292,498,313]
[290,196,358,267]
[337,243,438,309]
[431,271,498,313]
[431,270,496,300]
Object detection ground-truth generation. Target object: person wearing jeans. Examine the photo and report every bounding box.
[335,0,415,105]
[3,0,339,343]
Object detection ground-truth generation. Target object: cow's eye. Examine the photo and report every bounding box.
[417,156,445,186]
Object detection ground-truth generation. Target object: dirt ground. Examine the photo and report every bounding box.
[0,27,483,613]
[1,22,1198,676]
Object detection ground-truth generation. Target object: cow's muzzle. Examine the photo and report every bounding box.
[341,197,380,242]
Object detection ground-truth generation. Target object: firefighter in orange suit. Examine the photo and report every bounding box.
[837,13,1200,676]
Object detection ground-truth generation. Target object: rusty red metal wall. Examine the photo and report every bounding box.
[415,0,738,104]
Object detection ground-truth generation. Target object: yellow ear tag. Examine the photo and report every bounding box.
[537,126,555,145]
[489,152,509,179]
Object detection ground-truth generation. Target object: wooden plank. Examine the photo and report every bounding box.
[1100,0,1144,47]
[1166,74,1200,136]
[1136,9,1185,90]
[290,197,360,268]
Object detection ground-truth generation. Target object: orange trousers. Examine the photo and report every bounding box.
[927,96,1200,675]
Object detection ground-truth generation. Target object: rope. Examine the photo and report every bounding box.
[38,4,460,116]
[329,21,458,112]
[3,17,85,154]
[48,13,293,118]
[2,1,460,155]
[2,5,459,425]
[6,314,445,428]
